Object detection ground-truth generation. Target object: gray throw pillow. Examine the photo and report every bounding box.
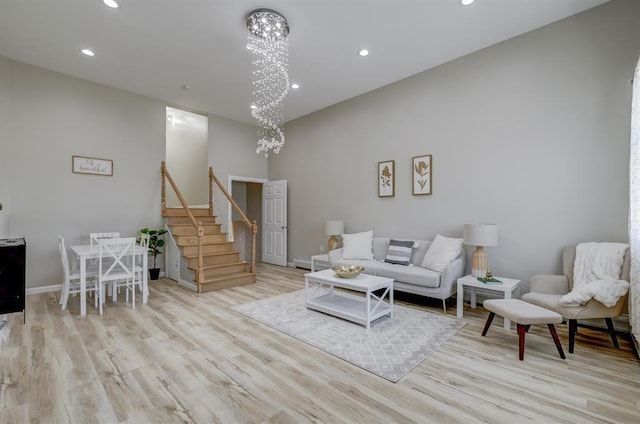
[385,239,415,266]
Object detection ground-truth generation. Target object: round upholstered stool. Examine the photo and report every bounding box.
[482,299,565,360]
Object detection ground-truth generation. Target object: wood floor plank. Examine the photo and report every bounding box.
[0,263,638,423]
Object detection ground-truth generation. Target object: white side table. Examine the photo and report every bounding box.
[311,254,330,272]
[456,274,521,330]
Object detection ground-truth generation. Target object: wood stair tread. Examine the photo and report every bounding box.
[198,261,246,271]
[196,272,256,292]
[197,272,255,284]
[182,250,236,259]
[162,201,254,291]
[168,223,220,227]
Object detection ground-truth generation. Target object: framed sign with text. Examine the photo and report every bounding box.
[72,155,113,176]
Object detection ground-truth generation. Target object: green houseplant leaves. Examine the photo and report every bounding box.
[140,227,168,269]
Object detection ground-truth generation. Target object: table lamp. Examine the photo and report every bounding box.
[463,223,498,277]
[325,220,344,252]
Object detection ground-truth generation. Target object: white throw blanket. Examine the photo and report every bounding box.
[559,242,629,307]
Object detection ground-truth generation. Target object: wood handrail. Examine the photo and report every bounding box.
[162,162,205,281]
[209,167,257,274]
[162,162,201,232]
[161,162,257,285]
[208,167,253,230]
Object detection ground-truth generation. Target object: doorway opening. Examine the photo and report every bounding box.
[165,107,208,207]
[229,176,267,265]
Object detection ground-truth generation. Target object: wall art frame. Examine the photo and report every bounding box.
[378,160,395,198]
[412,154,432,195]
[72,155,113,176]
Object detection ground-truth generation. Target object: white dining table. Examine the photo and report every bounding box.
[70,243,149,316]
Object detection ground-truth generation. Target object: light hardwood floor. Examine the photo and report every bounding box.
[0,264,639,423]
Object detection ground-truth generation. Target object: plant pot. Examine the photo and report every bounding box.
[149,268,161,280]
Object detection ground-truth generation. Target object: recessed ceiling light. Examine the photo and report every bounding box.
[460,0,475,5]
[81,49,95,57]
[358,49,369,57]
[102,0,119,8]
[291,83,299,89]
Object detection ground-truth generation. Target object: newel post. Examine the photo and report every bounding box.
[161,161,167,214]
[197,221,204,280]
[250,220,257,274]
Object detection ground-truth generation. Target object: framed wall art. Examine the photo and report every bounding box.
[412,154,432,195]
[72,155,113,176]
[378,160,395,197]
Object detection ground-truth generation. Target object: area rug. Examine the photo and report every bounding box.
[232,290,466,382]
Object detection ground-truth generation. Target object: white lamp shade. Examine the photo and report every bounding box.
[325,220,344,236]
[463,223,498,246]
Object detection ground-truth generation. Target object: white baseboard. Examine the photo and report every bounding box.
[27,284,62,295]
[26,272,168,296]
[177,278,197,291]
[293,258,311,269]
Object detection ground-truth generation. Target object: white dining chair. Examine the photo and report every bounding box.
[137,233,150,295]
[90,232,120,247]
[97,237,139,314]
[59,236,99,310]
[89,231,121,289]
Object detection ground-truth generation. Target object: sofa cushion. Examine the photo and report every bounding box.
[341,231,374,260]
[375,262,442,288]
[421,234,463,272]
[384,239,416,266]
[371,237,429,265]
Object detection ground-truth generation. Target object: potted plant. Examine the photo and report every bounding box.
[140,227,168,280]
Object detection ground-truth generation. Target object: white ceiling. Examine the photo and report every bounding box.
[0,0,609,125]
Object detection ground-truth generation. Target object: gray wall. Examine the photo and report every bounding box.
[208,114,268,233]
[165,107,209,206]
[270,0,640,290]
[0,58,9,217]
[1,59,264,289]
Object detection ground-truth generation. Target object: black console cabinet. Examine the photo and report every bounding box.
[0,238,26,319]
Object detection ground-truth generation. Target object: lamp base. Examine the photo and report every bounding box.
[328,235,340,252]
[471,246,489,277]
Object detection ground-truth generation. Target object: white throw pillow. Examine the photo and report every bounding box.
[421,234,463,272]
[341,231,374,260]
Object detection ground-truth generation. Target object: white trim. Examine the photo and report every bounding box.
[177,278,197,291]
[27,272,168,296]
[293,258,311,269]
[165,223,180,283]
[27,284,62,295]
[227,175,268,242]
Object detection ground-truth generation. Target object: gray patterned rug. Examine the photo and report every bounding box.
[232,290,466,382]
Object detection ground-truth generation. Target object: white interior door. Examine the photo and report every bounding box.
[262,180,287,266]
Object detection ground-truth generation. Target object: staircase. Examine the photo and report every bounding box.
[161,162,257,293]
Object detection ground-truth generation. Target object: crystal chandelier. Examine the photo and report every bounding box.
[246,8,290,158]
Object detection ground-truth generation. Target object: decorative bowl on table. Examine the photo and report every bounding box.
[332,265,364,278]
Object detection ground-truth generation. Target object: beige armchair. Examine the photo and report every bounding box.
[521,245,629,353]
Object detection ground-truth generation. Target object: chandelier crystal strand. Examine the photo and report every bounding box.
[246,9,290,158]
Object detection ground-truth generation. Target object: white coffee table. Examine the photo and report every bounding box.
[456,274,521,330]
[304,269,394,329]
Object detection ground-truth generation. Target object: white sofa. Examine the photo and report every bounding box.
[328,236,465,313]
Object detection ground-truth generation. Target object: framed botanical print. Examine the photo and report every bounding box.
[412,155,432,195]
[378,160,395,197]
